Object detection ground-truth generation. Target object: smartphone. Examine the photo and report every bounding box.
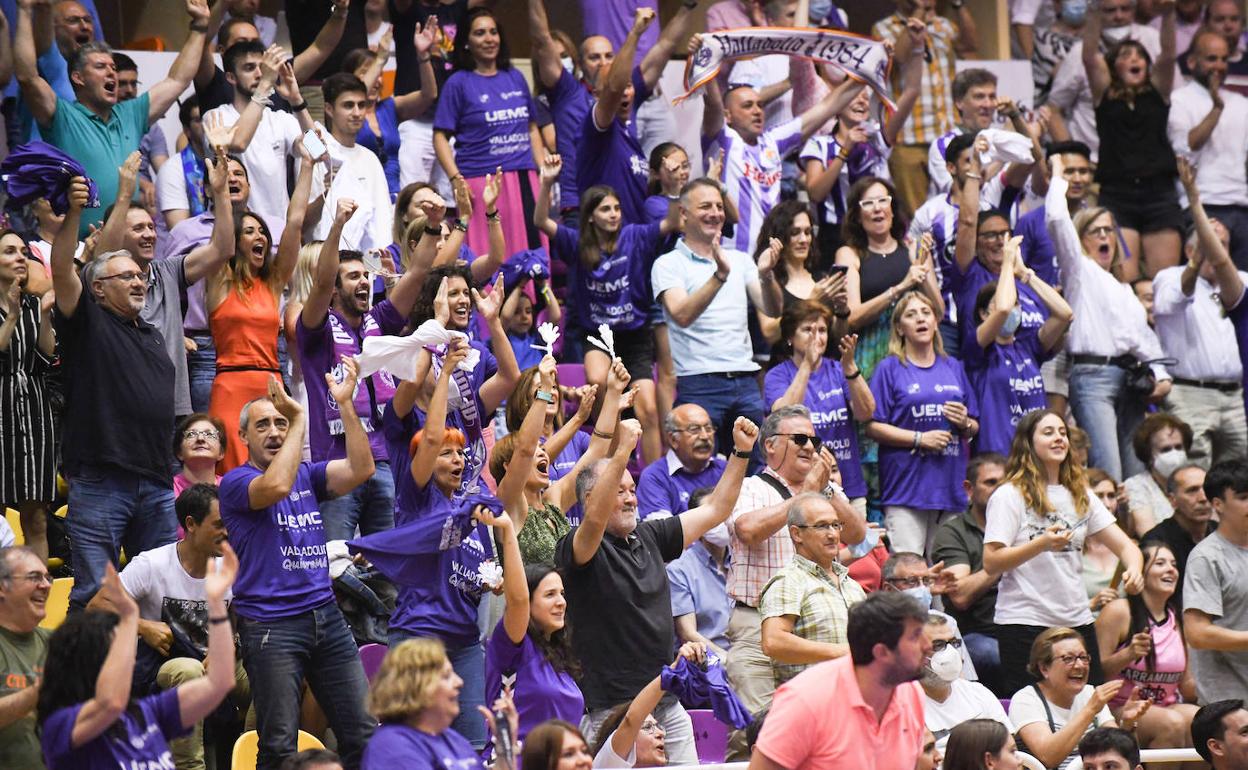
[828,264,849,277]
[302,129,327,160]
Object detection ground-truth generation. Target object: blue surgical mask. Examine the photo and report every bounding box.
[1060,0,1087,26]
[902,585,933,610]
[809,0,834,25]
[1001,306,1023,336]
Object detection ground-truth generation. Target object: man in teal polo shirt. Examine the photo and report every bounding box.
[14,0,210,235]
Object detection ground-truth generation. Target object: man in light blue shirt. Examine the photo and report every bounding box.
[652,178,783,458]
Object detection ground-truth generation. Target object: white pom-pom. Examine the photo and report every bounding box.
[535,321,560,353]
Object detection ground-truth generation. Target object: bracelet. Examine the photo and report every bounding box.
[424,226,442,236]
[189,21,209,32]
[209,616,230,625]
[834,308,851,319]
[912,431,922,450]
[845,369,861,380]
[450,174,464,182]
[593,428,614,440]
[419,55,432,63]
[535,389,556,404]
[486,209,500,221]
[836,148,851,162]
[453,219,468,233]
[683,0,698,8]
[289,101,309,112]
[965,172,982,180]
[732,448,753,459]
[712,271,728,283]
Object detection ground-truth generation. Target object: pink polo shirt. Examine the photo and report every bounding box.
[755,656,925,770]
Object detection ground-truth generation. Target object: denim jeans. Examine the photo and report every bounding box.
[66,464,177,609]
[238,602,375,770]
[187,333,216,415]
[581,694,697,766]
[319,461,395,541]
[389,630,487,748]
[1068,363,1146,480]
[963,632,1004,697]
[675,373,765,466]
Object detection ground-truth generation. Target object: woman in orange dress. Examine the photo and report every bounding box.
[207,147,313,470]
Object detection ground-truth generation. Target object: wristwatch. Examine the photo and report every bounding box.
[951,0,965,8]
[732,449,753,459]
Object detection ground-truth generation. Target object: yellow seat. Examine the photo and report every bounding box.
[55,473,67,498]
[40,577,72,629]
[4,508,22,545]
[231,730,325,770]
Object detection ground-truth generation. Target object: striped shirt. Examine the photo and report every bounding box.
[704,117,804,255]
[927,127,965,194]
[759,554,866,684]
[872,13,958,146]
[800,123,892,227]
[1032,27,1078,106]
[727,471,799,607]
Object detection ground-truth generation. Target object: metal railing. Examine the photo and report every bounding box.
[665,747,1201,769]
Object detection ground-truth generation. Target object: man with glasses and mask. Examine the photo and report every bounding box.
[1046,0,1161,157]
[758,493,867,686]
[51,180,180,611]
[722,404,866,758]
[638,403,728,522]
[919,612,1012,754]
[0,546,51,769]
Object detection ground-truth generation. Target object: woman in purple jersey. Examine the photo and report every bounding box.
[534,154,681,464]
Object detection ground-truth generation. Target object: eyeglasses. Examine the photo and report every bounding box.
[8,571,53,586]
[887,575,936,589]
[931,638,964,653]
[98,271,145,284]
[183,429,220,441]
[640,720,663,736]
[978,230,1010,241]
[793,521,844,533]
[780,433,823,450]
[1054,653,1091,666]
[859,195,893,211]
[1083,226,1115,238]
[673,423,716,436]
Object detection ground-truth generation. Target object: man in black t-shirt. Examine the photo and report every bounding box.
[1142,463,1218,589]
[556,416,756,767]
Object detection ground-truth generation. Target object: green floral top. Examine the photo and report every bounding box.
[517,501,571,566]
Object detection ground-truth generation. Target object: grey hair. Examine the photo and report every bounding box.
[881,551,928,582]
[785,492,827,527]
[82,249,134,287]
[575,458,611,509]
[0,546,39,583]
[663,411,681,434]
[237,396,271,433]
[1165,463,1206,494]
[68,40,114,76]
[762,404,811,443]
[926,611,950,627]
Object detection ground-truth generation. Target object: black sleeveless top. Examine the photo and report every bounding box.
[858,244,911,302]
[1094,88,1177,186]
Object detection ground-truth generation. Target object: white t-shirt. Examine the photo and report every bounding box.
[984,482,1115,628]
[156,154,191,214]
[924,679,1013,755]
[119,542,230,656]
[1008,683,1113,770]
[310,132,395,253]
[0,517,14,548]
[204,103,301,243]
[592,730,635,768]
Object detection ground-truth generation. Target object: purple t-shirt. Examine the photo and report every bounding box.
[575,107,649,223]
[579,0,659,57]
[1015,204,1062,287]
[764,359,868,499]
[552,221,663,331]
[296,301,406,462]
[42,688,186,770]
[637,454,728,520]
[434,68,537,178]
[963,336,1048,456]
[484,618,585,744]
[550,429,590,483]
[218,461,336,620]
[870,356,978,511]
[950,259,1050,350]
[361,722,484,770]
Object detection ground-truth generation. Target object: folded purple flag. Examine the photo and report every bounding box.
[1,142,101,214]
[495,248,550,295]
[661,654,753,729]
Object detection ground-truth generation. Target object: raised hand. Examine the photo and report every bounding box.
[453,177,473,221]
[205,541,239,604]
[1089,680,1125,712]
[100,562,138,620]
[606,357,631,394]
[838,333,859,368]
[260,44,286,81]
[687,33,704,56]
[904,15,926,46]
[418,193,447,228]
[117,150,141,198]
[731,416,759,453]
[203,111,236,151]
[618,417,643,450]
[537,354,558,388]
[334,197,358,225]
[757,237,783,275]
[483,167,503,213]
[267,373,303,420]
[414,16,438,55]
[442,337,470,374]
[472,274,506,322]
[540,154,563,183]
[1176,156,1197,193]
[68,177,90,212]
[710,240,731,277]
[572,384,598,422]
[274,60,301,103]
[186,0,209,25]
[433,276,450,325]
[327,355,360,405]
[707,147,725,182]
[633,6,657,32]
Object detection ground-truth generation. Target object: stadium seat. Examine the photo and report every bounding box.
[688,709,728,764]
[40,577,72,629]
[231,729,325,770]
[555,363,586,389]
[360,642,388,682]
[4,508,22,545]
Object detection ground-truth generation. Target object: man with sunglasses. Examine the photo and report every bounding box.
[919,611,1012,755]
[0,546,50,769]
[758,492,866,685]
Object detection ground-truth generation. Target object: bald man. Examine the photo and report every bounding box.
[638,404,729,522]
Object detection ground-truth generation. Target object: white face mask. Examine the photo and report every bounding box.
[1102,25,1133,40]
[928,644,963,682]
[703,523,730,549]
[1153,447,1188,479]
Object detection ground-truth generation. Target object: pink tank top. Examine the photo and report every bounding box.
[1110,607,1185,709]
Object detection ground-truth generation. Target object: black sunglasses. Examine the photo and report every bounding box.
[780,433,823,450]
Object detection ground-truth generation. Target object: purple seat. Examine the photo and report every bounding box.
[555,363,586,389]
[359,643,388,682]
[1000,698,1012,713]
[688,709,729,764]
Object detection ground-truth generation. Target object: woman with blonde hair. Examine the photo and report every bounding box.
[362,637,519,768]
[866,290,978,557]
[983,409,1145,697]
[1046,155,1171,482]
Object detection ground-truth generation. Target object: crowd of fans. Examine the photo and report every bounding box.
[0,0,1247,768]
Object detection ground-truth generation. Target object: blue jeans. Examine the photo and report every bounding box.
[963,632,1004,697]
[389,631,487,748]
[66,465,177,609]
[1069,363,1146,481]
[319,461,395,541]
[675,373,765,466]
[187,333,216,415]
[238,602,375,770]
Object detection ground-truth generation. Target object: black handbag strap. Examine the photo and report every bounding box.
[757,472,794,501]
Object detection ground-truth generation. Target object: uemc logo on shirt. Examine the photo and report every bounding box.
[484,105,530,123]
[1009,373,1044,395]
[812,406,849,425]
[911,403,950,419]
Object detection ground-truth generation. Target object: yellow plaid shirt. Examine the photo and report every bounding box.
[872,13,958,145]
[758,554,867,684]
